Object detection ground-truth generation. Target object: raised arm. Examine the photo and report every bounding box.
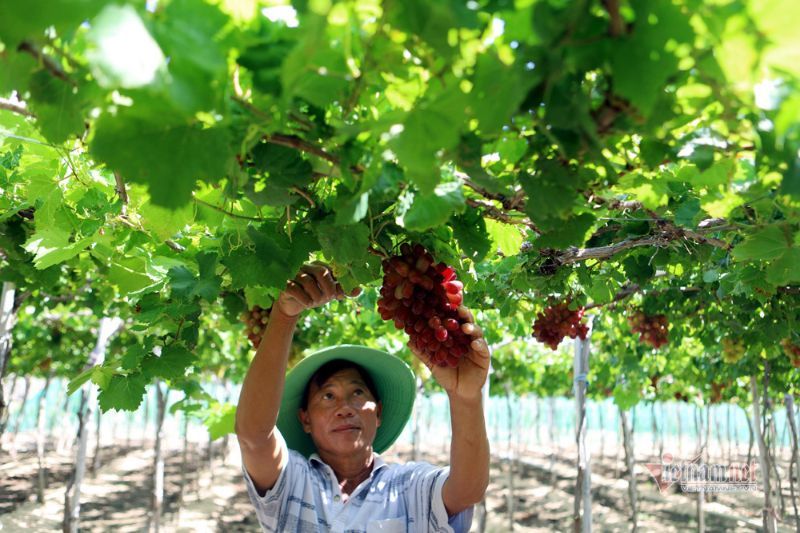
[407,306,491,515]
[235,262,347,493]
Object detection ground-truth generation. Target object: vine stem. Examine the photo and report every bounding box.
[193,198,268,221]
[465,198,541,234]
[0,98,35,117]
[113,171,129,215]
[585,284,702,310]
[18,41,74,86]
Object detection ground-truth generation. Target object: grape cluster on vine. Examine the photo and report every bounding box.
[242,305,271,349]
[722,338,745,364]
[377,243,469,368]
[531,302,589,351]
[781,338,800,368]
[627,311,669,349]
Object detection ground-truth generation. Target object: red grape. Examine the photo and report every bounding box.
[378,243,471,368]
[627,311,669,349]
[242,305,272,349]
[532,302,589,351]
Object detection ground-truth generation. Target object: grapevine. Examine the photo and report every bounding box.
[531,302,589,351]
[377,243,470,368]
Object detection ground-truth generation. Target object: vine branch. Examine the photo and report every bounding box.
[18,41,74,86]
[113,171,129,215]
[465,198,541,233]
[543,221,730,268]
[0,98,35,118]
[602,0,626,37]
[193,198,269,221]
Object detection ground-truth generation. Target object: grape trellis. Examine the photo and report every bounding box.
[1,0,800,531]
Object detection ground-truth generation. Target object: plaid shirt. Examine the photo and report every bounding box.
[243,449,474,532]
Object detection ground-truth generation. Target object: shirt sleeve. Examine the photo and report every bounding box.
[404,462,474,533]
[241,443,307,532]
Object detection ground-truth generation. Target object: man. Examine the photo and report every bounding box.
[235,262,490,532]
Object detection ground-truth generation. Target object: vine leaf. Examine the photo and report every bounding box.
[0,0,107,46]
[86,4,167,89]
[142,345,194,380]
[765,248,800,285]
[204,401,237,440]
[535,213,595,249]
[23,227,95,270]
[168,253,220,302]
[90,113,233,208]
[400,182,465,232]
[452,210,490,262]
[98,372,148,412]
[732,225,791,261]
[27,70,85,143]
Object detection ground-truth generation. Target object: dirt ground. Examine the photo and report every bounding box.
[0,436,796,532]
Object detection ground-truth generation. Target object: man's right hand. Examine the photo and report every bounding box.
[274,262,356,318]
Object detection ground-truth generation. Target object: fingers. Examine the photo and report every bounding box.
[407,340,434,370]
[297,269,324,300]
[461,322,483,338]
[457,305,474,324]
[470,337,490,360]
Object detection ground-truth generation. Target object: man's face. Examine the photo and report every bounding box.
[298,367,382,458]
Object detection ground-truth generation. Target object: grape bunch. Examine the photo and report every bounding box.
[781,338,800,368]
[242,305,271,349]
[627,311,669,348]
[531,302,589,350]
[722,338,745,364]
[377,243,470,368]
[710,382,726,403]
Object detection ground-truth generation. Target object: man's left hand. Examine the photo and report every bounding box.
[407,306,490,402]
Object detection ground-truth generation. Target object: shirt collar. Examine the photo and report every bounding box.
[309,452,388,475]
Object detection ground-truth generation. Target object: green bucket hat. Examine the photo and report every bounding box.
[276,344,416,458]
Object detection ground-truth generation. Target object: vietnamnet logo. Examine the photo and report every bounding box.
[644,453,760,493]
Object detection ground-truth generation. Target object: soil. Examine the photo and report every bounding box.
[0,435,796,532]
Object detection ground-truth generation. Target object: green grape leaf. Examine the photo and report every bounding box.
[0,0,108,46]
[67,367,95,396]
[451,210,490,261]
[90,112,233,208]
[609,0,693,116]
[27,70,85,143]
[141,345,194,380]
[251,143,313,188]
[121,345,147,371]
[98,372,148,412]
[470,53,532,135]
[23,228,95,269]
[732,225,791,261]
[385,0,468,57]
[486,219,524,257]
[673,197,701,227]
[392,88,467,193]
[765,248,800,286]
[317,220,370,265]
[334,192,370,225]
[400,182,465,232]
[108,257,158,295]
[535,213,595,249]
[139,201,194,240]
[622,254,656,285]
[222,223,313,290]
[86,4,167,89]
[613,382,641,410]
[204,402,237,440]
[90,366,115,389]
